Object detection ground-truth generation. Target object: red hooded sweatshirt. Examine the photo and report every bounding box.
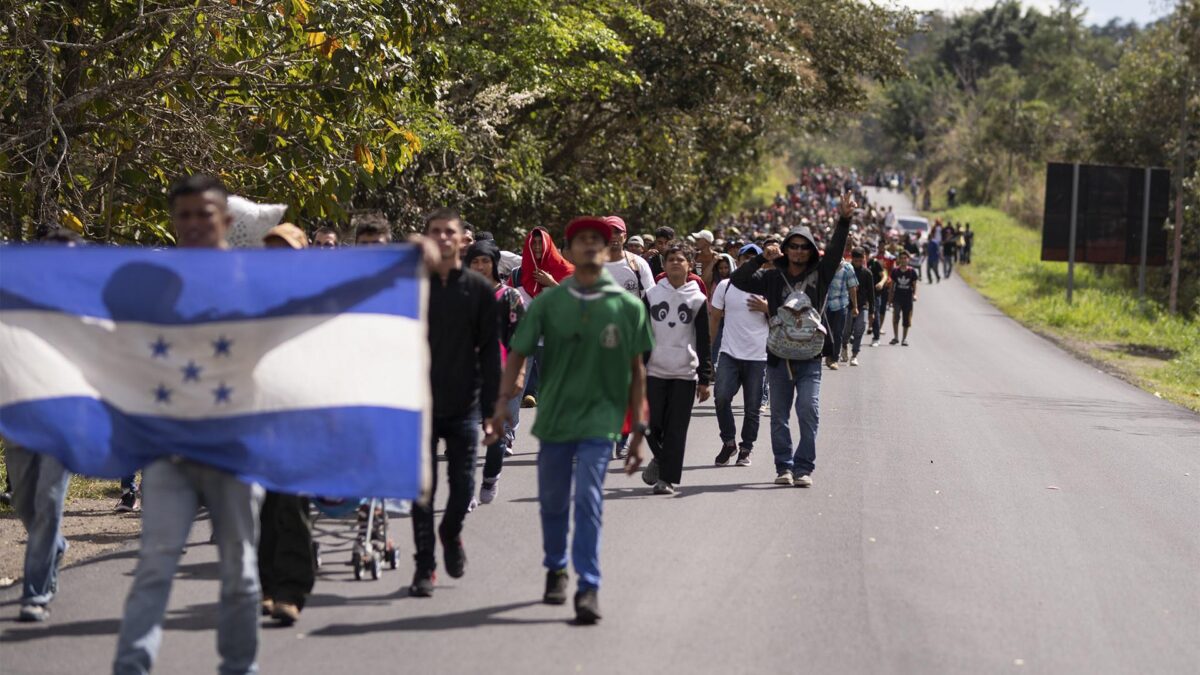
[513,227,574,298]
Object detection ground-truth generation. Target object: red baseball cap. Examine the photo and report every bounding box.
[604,215,626,233]
[565,216,613,244]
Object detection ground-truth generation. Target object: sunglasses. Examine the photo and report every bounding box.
[786,242,815,252]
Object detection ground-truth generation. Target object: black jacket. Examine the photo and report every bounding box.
[852,264,875,310]
[730,216,852,363]
[428,268,501,420]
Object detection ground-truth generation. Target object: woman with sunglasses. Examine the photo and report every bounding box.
[728,191,857,489]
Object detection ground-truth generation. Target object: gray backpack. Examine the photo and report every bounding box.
[766,271,827,361]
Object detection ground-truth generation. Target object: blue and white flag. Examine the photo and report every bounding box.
[0,246,430,499]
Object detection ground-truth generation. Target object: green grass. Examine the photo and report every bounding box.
[744,157,795,210]
[940,205,1200,412]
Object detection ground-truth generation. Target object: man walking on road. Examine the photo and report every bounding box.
[487,216,653,624]
[825,246,858,370]
[409,208,501,597]
[114,175,264,675]
[844,247,874,367]
[710,244,770,467]
[730,193,856,489]
[889,251,920,346]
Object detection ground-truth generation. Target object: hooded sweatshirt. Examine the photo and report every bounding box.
[466,239,525,362]
[730,215,852,364]
[513,227,574,302]
[645,277,713,384]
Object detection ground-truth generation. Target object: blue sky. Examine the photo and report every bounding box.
[895,0,1171,26]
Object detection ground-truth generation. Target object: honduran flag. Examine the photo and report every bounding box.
[0,245,430,499]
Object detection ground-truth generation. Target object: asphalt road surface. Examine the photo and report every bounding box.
[3,188,1198,674]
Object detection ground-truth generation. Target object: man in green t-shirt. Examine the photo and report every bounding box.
[486,216,653,625]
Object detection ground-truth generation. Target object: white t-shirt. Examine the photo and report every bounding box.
[605,253,655,298]
[711,279,768,361]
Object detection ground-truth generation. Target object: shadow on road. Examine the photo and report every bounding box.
[0,601,219,643]
[306,600,562,634]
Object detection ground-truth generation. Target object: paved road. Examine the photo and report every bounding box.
[4,189,1198,674]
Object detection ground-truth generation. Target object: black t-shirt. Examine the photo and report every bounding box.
[891,267,919,301]
[868,259,887,287]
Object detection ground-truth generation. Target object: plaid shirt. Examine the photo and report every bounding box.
[826,260,858,312]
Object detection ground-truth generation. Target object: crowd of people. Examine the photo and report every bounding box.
[4,165,976,674]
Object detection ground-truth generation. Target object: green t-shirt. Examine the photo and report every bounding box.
[510,270,654,442]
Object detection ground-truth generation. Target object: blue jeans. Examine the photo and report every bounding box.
[767,358,822,476]
[872,292,888,340]
[482,394,521,481]
[537,439,611,591]
[6,447,70,607]
[826,308,848,359]
[714,356,766,451]
[114,459,263,675]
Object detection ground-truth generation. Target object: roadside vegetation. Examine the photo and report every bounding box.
[942,205,1200,412]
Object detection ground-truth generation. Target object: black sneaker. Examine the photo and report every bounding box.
[735,449,752,466]
[443,536,467,579]
[714,443,737,466]
[889,338,900,345]
[543,569,569,605]
[409,569,436,597]
[115,489,139,513]
[574,589,602,624]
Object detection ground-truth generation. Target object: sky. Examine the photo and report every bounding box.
[894,0,1172,26]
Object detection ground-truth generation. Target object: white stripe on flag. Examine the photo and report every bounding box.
[0,310,428,417]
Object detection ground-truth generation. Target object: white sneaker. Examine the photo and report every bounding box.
[479,479,498,505]
[850,357,859,367]
[467,497,478,513]
[775,470,794,486]
[794,474,813,488]
[653,480,675,495]
[870,340,880,347]
[503,445,514,458]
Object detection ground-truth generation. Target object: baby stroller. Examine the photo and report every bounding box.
[311,497,399,580]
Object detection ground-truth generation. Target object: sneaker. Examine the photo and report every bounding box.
[641,457,659,486]
[115,489,139,513]
[479,478,498,505]
[467,497,478,513]
[442,533,467,579]
[760,404,769,415]
[271,602,301,626]
[574,589,602,624]
[735,450,752,466]
[840,346,849,362]
[828,361,839,371]
[521,395,537,408]
[889,338,900,345]
[17,604,49,623]
[544,569,569,605]
[653,480,675,495]
[775,470,794,486]
[613,444,628,460]
[261,598,275,616]
[503,444,514,458]
[902,340,909,346]
[715,443,737,466]
[870,340,880,347]
[409,569,436,597]
[850,356,859,367]
[794,474,813,488]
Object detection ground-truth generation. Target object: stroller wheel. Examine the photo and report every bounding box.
[370,557,381,580]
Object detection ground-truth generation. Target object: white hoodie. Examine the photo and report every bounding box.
[646,277,712,382]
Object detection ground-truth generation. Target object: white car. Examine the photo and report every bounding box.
[896,216,929,242]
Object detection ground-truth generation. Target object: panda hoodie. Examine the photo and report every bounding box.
[645,277,713,384]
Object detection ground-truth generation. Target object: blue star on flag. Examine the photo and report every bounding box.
[153,384,173,404]
[181,360,203,383]
[150,336,171,358]
[212,382,233,405]
[212,335,233,357]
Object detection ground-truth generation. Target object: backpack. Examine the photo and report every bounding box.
[766,270,827,361]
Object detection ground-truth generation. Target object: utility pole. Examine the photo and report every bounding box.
[1168,3,1194,315]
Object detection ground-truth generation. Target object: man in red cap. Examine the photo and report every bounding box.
[603,216,654,299]
[486,216,652,624]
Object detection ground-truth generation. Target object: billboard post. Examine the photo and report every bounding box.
[1067,163,1079,305]
[1139,167,1151,299]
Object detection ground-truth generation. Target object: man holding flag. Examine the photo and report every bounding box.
[0,173,432,673]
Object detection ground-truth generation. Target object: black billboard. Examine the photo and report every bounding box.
[1042,163,1171,265]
